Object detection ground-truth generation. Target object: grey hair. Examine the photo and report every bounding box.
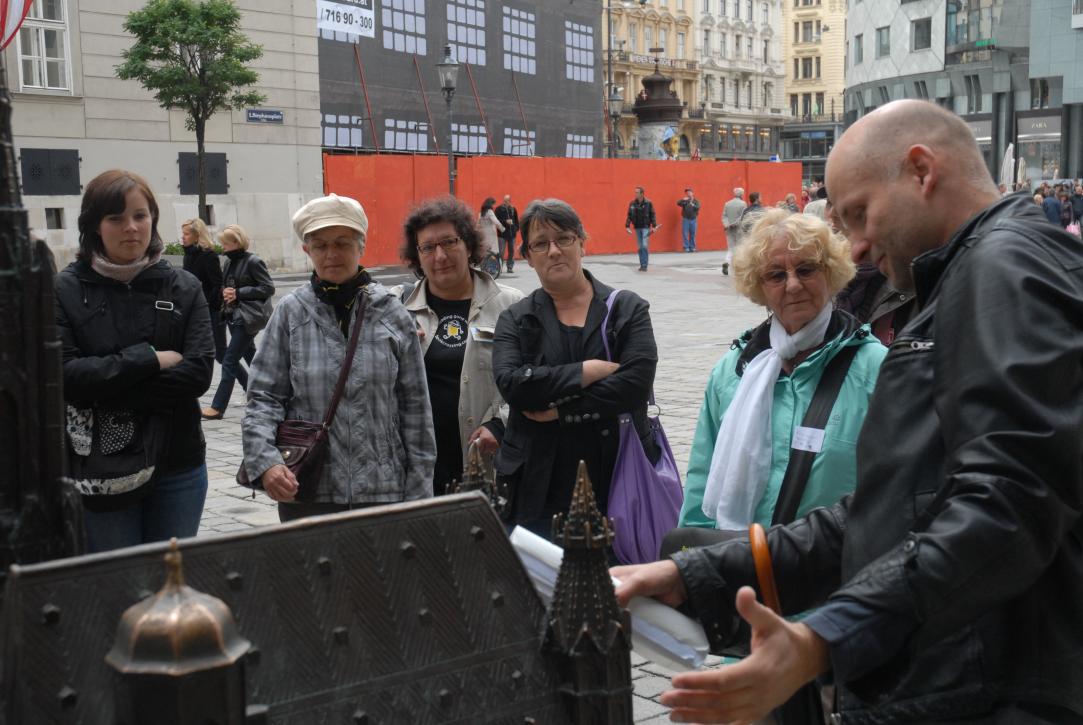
[734,187,745,198]
[519,198,587,245]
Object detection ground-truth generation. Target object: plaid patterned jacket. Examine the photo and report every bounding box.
[242,282,435,503]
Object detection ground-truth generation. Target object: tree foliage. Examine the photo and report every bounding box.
[117,0,266,132]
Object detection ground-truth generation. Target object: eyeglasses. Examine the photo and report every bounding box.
[761,262,822,286]
[417,237,462,256]
[526,234,579,254]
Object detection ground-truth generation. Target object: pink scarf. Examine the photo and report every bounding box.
[90,240,164,284]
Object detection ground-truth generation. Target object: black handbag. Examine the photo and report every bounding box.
[236,291,367,501]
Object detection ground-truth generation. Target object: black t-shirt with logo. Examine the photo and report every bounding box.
[424,290,472,494]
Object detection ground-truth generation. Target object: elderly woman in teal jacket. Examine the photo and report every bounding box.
[670,209,886,546]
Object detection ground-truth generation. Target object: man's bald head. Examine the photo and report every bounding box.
[831,100,994,190]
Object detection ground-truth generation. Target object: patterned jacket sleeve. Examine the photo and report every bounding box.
[241,300,292,482]
[389,302,436,499]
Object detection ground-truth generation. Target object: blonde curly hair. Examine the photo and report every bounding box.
[734,208,855,308]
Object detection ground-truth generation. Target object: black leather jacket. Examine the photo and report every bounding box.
[673,194,1083,723]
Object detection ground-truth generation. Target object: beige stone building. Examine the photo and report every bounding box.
[4,0,323,270]
[780,0,846,180]
[602,0,702,157]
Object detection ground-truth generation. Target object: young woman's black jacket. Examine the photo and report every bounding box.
[182,245,223,312]
[55,259,215,476]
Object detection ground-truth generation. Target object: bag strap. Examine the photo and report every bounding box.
[152,273,176,351]
[321,289,368,429]
[770,342,860,526]
[600,289,657,408]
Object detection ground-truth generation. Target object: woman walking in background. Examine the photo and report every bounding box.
[180,217,225,362]
[478,197,504,255]
[202,224,274,420]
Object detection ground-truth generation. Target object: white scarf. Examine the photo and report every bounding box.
[701,303,834,529]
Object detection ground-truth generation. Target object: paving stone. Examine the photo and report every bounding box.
[633,674,672,699]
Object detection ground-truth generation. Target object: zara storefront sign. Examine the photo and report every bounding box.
[246,109,284,124]
[316,0,375,37]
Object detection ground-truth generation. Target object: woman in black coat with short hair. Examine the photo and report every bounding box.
[492,198,659,541]
[181,217,225,361]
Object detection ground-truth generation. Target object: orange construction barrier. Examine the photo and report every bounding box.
[323,154,803,267]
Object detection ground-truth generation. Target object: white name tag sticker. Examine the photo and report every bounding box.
[471,325,495,342]
[792,426,826,453]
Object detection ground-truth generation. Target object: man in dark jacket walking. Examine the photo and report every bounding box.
[613,100,1083,724]
[625,186,657,271]
[494,194,519,273]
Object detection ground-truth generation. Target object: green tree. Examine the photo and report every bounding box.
[117,0,265,222]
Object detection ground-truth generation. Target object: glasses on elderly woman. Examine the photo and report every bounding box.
[760,261,822,286]
[527,233,578,254]
[418,237,463,256]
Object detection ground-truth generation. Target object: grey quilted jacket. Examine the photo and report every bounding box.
[241,282,435,504]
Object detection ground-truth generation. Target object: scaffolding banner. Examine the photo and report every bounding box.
[317,0,375,38]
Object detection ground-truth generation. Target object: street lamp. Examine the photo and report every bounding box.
[437,44,460,196]
[607,86,623,158]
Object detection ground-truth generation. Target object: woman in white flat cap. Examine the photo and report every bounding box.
[241,193,436,521]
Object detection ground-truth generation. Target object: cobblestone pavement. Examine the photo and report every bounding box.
[198,249,764,722]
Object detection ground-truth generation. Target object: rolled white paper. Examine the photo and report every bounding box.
[509,526,710,671]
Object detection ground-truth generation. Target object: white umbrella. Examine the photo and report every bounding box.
[1017,158,1028,189]
[999,143,1014,188]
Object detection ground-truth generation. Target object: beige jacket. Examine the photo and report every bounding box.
[403,270,524,457]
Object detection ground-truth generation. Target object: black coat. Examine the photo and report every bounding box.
[221,251,275,333]
[673,195,1083,722]
[182,245,223,312]
[492,271,658,522]
[55,259,215,488]
[494,202,518,240]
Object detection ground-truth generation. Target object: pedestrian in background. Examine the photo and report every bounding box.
[180,217,225,362]
[242,194,435,521]
[399,196,523,495]
[494,194,519,274]
[625,186,657,272]
[57,169,213,552]
[202,224,274,420]
[677,187,700,253]
[478,196,504,256]
[721,187,747,276]
[803,186,828,220]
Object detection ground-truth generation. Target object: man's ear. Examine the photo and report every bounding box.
[905,144,937,198]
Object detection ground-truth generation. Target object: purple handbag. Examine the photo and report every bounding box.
[601,290,684,564]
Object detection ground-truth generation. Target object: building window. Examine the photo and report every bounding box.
[911,17,931,50]
[816,20,821,38]
[704,28,711,51]
[793,22,800,43]
[801,57,813,78]
[854,34,863,63]
[503,127,535,156]
[720,33,727,57]
[734,0,740,19]
[878,86,890,105]
[736,34,742,58]
[503,7,536,74]
[802,21,814,42]
[45,207,64,229]
[815,91,824,115]
[734,78,740,107]
[18,0,70,91]
[720,75,727,104]
[802,92,812,116]
[448,0,486,65]
[452,122,486,153]
[875,26,890,57]
[323,113,365,148]
[1031,78,1050,109]
[793,57,799,79]
[566,133,594,158]
[747,80,753,108]
[384,118,430,151]
[645,26,652,49]
[565,20,594,82]
[746,36,752,60]
[815,56,821,77]
[762,3,769,23]
[746,0,753,19]
[677,31,685,57]
[914,80,929,99]
[762,39,769,62]
[790,93,799,116]
[964,74,982,113]
[720,0,726,16]
[763,82,772,107]
[381,0,427,55]
[628,23,638,52]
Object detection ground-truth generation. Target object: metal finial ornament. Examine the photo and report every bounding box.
[450,439,509,515]
[542,460,632,722]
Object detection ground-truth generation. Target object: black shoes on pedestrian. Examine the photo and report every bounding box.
[638,265,647,272]
[722,263,729,275]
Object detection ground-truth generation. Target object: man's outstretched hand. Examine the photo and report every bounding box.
[659,586,830,724]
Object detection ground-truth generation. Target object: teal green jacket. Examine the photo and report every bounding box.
[679,311,887,528]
